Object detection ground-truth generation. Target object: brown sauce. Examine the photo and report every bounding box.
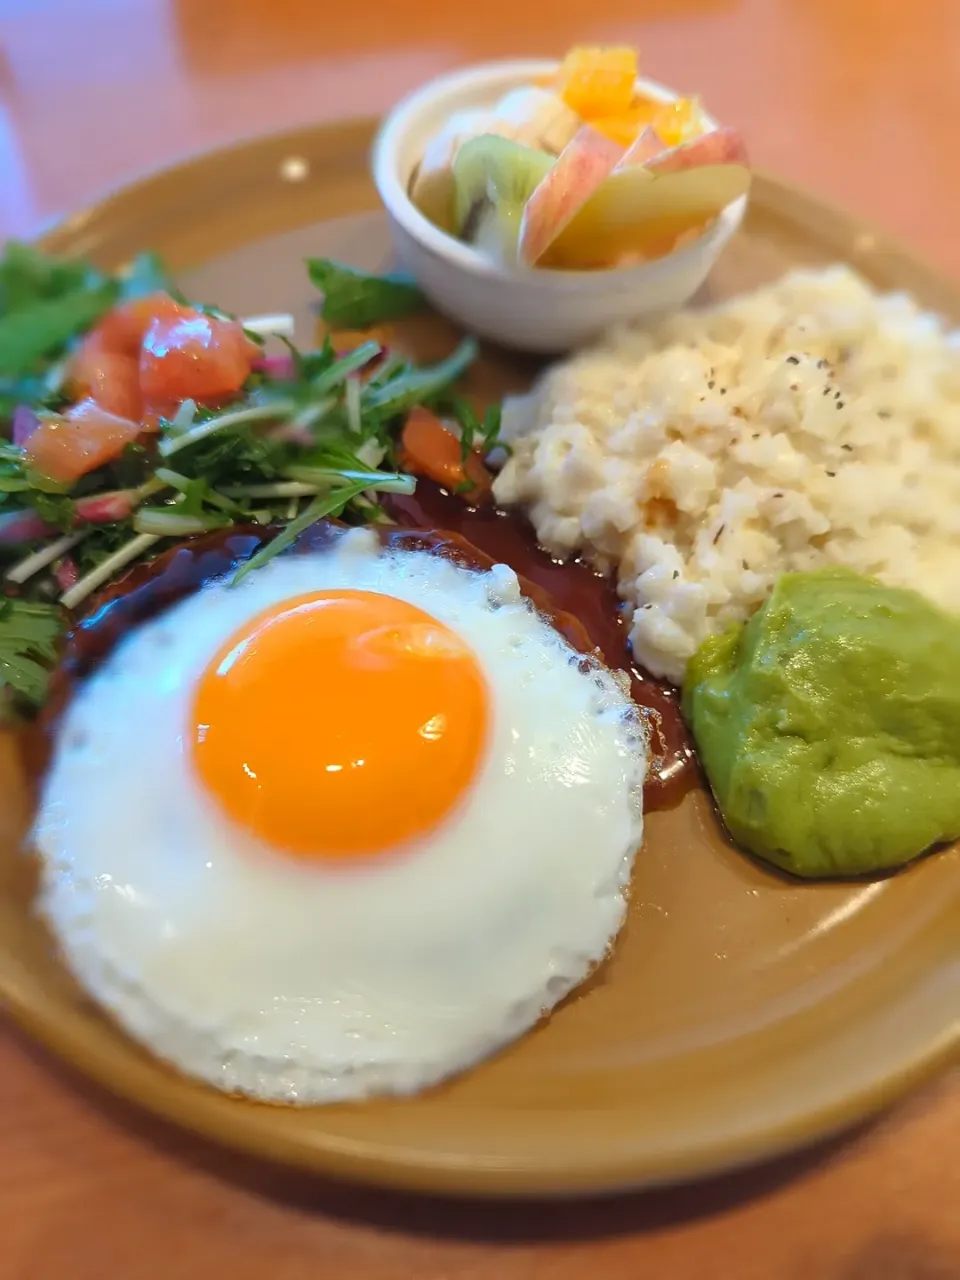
[42,487,697,810]
[387,484,696,809]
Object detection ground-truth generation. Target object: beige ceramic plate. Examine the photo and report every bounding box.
[2,121,959,1198]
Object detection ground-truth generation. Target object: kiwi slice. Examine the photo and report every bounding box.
[452,135,553,265]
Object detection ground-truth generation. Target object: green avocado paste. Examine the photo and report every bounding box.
[682,566,960,878]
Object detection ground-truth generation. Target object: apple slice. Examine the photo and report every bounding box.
[517,125,625,266]
[544,161,751,268]
[616,125,669,170]
[646,125,748,175]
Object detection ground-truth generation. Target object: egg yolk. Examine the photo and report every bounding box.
[191,589,490,860]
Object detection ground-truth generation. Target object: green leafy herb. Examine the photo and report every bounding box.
[153,467,244,516]
[73,522,139,578]
[0,597,63,711]
[0,241,126,380]
[308,341,381,396]
[169,422,290,486]
[0,244,173,392]
[0,241,105,314]
[0,283,118,379]
[32,491,75,532]
[133,507,230,537]
[231,479,370,586]
[445,397,503,463]
[362,338,478,421]
[308,258,424,328]
[0,444,33,493]
[107,440,154,490]
[275,334,332,383]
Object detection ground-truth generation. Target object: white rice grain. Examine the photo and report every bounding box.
[493,266,960,684]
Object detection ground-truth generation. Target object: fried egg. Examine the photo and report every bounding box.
[33,527,647,1103]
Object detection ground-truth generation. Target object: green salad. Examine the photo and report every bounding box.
[0,244,495,719]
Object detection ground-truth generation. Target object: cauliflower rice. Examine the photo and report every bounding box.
[493,266,960,684]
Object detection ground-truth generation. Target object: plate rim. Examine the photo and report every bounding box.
[5,972,960,1198]
[1,117,957,1199]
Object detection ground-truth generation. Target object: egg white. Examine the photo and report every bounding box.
[34,528,647,1103]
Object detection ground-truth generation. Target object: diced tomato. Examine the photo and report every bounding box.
[69,292,255,425]
[92,292,187,358]
[25,399,141,486]
[70,292,187,421]
[139,312,257,406]
[69,333,142,421]
[399,407,492,499]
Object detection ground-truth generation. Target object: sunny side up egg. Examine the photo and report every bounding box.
[33,527,647,1104]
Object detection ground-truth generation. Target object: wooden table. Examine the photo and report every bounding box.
[1,1,959,1276]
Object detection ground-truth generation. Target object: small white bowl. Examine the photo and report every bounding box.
[371,59,747,353]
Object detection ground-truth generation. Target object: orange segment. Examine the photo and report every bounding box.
[652,97,706,148]
[591,102,659,147]
[558,46,638,119]
[191,589,490,860]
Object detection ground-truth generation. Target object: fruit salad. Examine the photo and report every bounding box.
[409,47,750,271]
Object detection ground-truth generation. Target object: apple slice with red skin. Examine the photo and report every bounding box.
[518,122,749,269]
[544,127,751,269]
[646,125,748,175]
[518,125,625,266]
[616,126,668,170]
